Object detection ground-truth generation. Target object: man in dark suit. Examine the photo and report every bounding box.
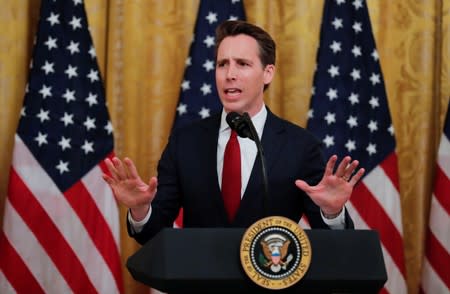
[103,20,365,245]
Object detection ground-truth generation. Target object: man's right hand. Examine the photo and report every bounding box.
[102,157,157,221]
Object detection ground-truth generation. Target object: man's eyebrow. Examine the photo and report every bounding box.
[216,58,229,63]
[217,57,253,63]
[235,57,253,63]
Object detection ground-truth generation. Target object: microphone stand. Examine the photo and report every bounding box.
[242,112,270,217]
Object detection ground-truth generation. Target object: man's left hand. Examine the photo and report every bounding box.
[295,155,365,215]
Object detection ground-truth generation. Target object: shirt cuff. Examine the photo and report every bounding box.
[321,207,346,229]
[128,205,152,234]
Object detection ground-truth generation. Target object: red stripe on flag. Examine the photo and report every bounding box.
[352,182,406,275]
[434,166,450,215]
[425,229,450,288]
[65,180,123,292]
[0,230,45,294]
[379,153,400,191]
[7,169,97,293]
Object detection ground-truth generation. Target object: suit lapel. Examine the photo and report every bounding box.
[200,114,229,221]
[260,110,287,172]
[237,109,286,220]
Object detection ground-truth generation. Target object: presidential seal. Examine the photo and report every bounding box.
[240,216,312,290]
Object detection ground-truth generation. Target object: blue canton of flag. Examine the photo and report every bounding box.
[18,0,113,191]
[306,1,406,293]
[307,0,395,171]
[173,0,246,130]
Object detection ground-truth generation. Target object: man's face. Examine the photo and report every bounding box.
[215,34,274,116]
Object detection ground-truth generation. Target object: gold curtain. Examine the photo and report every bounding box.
[0,1,448,293]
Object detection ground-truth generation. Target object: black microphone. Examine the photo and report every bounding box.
[225,112,254,140]
[225,111,270,217]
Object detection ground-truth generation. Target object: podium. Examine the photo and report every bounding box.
[127,228,387,293]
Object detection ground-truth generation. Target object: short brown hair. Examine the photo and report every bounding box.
[215,20,276,68]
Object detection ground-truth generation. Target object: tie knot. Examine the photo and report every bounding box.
[230,130,238,139]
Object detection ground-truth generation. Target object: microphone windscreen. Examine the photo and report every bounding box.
[226,112,242,130]
[225,112,253,139]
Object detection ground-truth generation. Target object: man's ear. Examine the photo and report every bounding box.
[263,64,275,85]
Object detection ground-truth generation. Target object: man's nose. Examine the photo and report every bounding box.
[226,64,237,80]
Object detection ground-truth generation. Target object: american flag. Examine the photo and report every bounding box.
[173,0,246,130]
[420,100,450,293]
[172,0,246,227]
[0,1,123,293]
[306,1,406,293]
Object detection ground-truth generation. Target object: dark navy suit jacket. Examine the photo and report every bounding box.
[128,109,354,244]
